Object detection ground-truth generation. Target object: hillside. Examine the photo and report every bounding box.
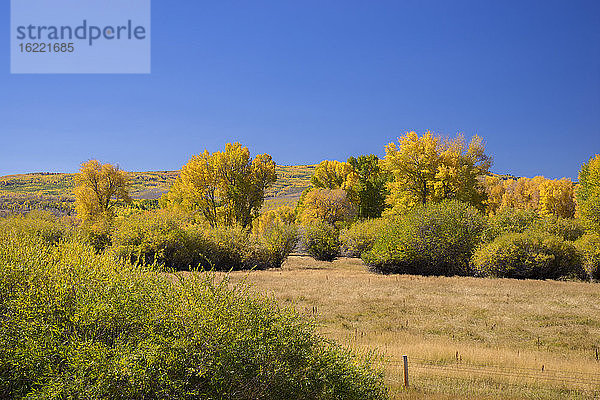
[0,165,316,215]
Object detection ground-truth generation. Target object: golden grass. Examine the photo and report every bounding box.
[205,256,600,399]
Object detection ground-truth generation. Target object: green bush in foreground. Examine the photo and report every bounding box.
[303,221,340,261]
[0,234,387,400]
[363,200,486,275]
[472,231,585,280]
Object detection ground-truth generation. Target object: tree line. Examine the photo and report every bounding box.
[70,131,600,279]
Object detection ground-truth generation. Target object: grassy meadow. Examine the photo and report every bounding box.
[209,256,600,399]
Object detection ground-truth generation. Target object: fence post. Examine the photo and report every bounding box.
[403,355,409,387]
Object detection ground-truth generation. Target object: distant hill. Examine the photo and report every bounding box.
[0,165,316,215]
[0,165,521,216]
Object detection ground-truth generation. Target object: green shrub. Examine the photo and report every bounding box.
[339,219,384,257]
[110,210,205,269]
[575,233,600,280]
[363,200,486,275]
[482,208,539,242]
[199,224,296,270]
[0,235,387,400]
[303,221,340,261]
[111,210,296,270]
[472,231,585,280]
[483,208,585,243]
[252,222,299,268]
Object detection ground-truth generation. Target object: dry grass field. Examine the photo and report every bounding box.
[206,256,600,399]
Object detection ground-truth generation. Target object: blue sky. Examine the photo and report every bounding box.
[1,0,599,179]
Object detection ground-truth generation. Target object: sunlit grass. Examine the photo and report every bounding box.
[215,256,600,399]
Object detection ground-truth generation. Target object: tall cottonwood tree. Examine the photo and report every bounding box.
[74,160,131,224]
[310,160,357,190]
[383,131,491,214]
[298,188,356,226]
[162,143,277,228]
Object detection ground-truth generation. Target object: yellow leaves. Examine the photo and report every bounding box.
[383,131,491,213]
[74,160,131,226]
[500,177,542,211]
[163,143,277,228]
[576,154,600,233]
[252,206,295,236]
[310,160,356,190]
[298,188,356,226]
[483,175,576,218]
[538,178,576,218]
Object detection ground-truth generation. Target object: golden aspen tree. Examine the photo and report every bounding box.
[298,188,356,226]
[538,178,576,218]
[482,175,506,214]
[160,150,220,226]
[383,131,491,214]
[383,131,440,213]
[162,143,276,228]
[310,160,357,192]
[501,176,544,211]
[252,206,295,236]
[74,160,131,225]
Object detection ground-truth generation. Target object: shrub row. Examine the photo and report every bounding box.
[3,206,597,280]
[355,202,595,280]
[0,210,298,271]
[111,210,298,270]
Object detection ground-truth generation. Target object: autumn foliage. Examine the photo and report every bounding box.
[383,131,491,213]
[74,160,131,225]
[161,143,276,228]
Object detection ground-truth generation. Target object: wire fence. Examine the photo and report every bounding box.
[381,356,600,387]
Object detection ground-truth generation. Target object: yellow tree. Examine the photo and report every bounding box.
[310,160,358,193]
[501,176,545,211]
[298,188,356,226]
[576,154,600,232]
[538,178,576,218]
[74,160,131,225]
[482,175,506,214]
[383,131,491,214]
[383,131,440,213]
[162,143,276,228]
[435,134,491,206]
[252,206,296,236]
[161,150,220,225]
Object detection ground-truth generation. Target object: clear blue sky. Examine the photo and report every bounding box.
[1,0,599,179]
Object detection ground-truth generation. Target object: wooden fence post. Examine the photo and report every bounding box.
[403,355,409,387]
